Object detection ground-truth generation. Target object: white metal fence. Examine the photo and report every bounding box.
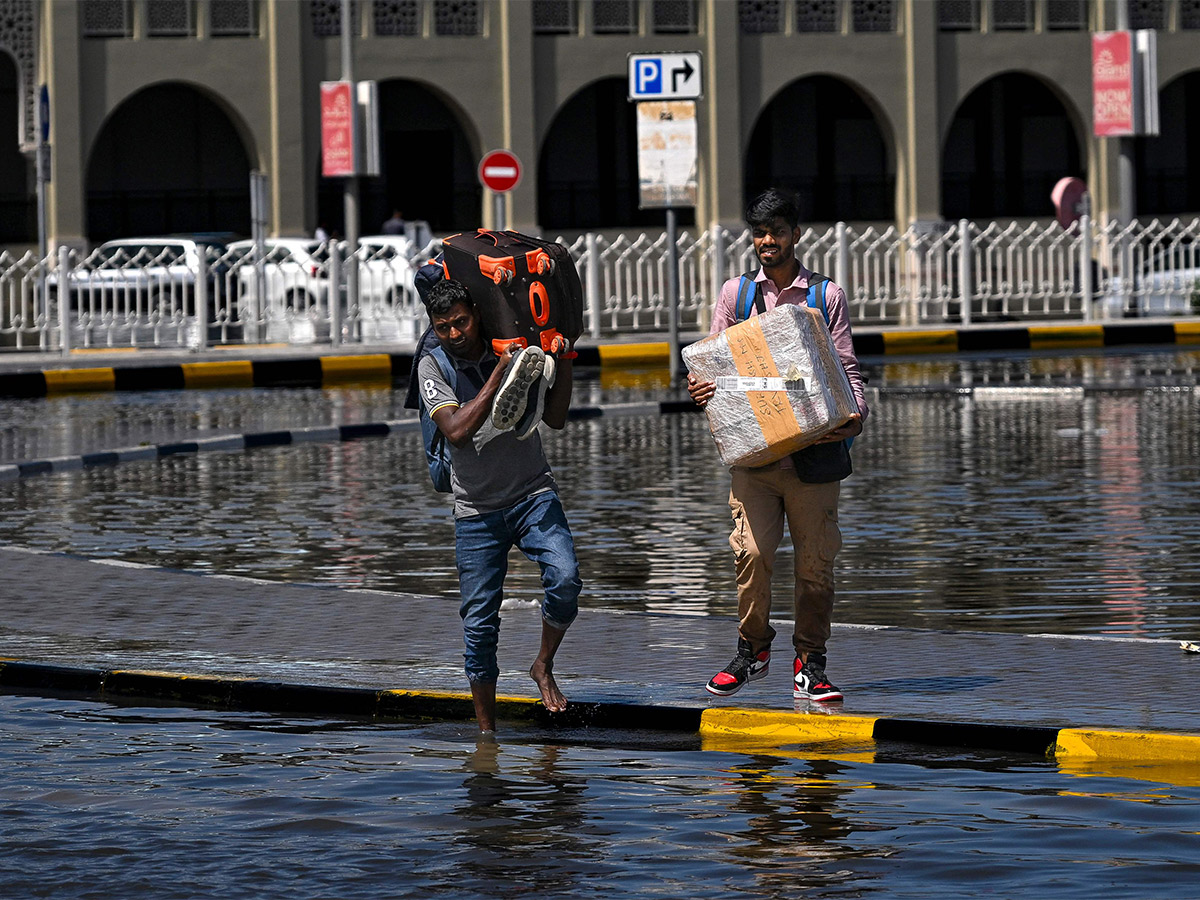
[3,217,1199,353]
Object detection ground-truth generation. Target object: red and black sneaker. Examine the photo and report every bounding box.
[793,654,843,702]
[706,639,770,697]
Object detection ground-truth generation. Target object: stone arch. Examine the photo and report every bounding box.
[744,75,896,223]
[318,79,481,236]
[85,81,255,242]
[0,48,33,243]
[1137,70,1200,217]
[537,76,694,230]
[941,72,1084,220]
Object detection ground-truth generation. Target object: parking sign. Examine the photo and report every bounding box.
[627,53,702,101]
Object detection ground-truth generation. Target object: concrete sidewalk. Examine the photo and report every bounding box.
[3,546,1198,765]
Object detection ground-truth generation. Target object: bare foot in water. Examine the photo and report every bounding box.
[530,659,568,713]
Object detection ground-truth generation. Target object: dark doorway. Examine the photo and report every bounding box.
[942,73,1082,219]
[744,76,893,223]
[86,83,252,242]
[318,80,479,236]
[0,53,34,244]
[1137,72,1200,217]
[538,77,694,230]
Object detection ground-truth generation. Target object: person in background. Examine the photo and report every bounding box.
[418,278,580,733]
[382,209,407,236]
[687,187,868,704]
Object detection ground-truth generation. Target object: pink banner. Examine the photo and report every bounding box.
[320,82,355,177]
[1092,32,1134,138]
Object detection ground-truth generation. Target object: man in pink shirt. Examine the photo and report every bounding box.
[687,188,868,702]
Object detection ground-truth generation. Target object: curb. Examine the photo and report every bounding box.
[0,401,701,481]
[3,319,1198,399]
[3,659,1199,765]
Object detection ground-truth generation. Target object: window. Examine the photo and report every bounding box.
[990,0,1031,30]
[796,0,837,32]
[1183,0,1200,29]
[739,0,782,33]
[434,0,482,35]
[938,0,979,31]
[310,0,358,37]
[1046,0,1086,31]
[375,0,421,36]
[1128,0,1166,30]
[147,0,195,37]
[81,0,132,38]
[852,0,895,32]
[533,0,576,34]
[594,0,637,33]
[652,0,695,33]
[210,0,258,36]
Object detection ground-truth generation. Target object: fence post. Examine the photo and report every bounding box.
[958,219,972,326]
[836,221,849,295]
[585,232,601,338]
[1080,213,1093,322]
[193,252,209,350]
[711,223,725,308]
[329,241,342,346]
[57,244,71,355]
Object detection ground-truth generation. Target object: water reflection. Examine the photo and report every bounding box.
[1,351,1199,638]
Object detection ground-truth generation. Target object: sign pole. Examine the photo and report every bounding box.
[1115,0,1135,230]
[36,85,49,333]
[665,206,680,382]
[339,0,358,346]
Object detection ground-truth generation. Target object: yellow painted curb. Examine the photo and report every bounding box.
[382,688,538,708]
[109,669,248,682]
[1055,727,1200,764]
[598,342,671,366]
[319,354,394,382]
[43,367,116,394]
[882,330,959,354]
[1174,321,1200,343]
[1028,325,1105,349]
[700,708,878,745]
[181,360,255,388]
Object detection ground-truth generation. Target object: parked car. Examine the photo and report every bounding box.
[226,238,333,343]
[1103,241,1200,317]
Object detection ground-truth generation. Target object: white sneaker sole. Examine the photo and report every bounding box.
[492,347,545,430]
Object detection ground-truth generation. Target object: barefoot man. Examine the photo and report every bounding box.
[417,278,580,732]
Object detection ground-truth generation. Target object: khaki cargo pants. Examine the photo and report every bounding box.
[727,462,842,658]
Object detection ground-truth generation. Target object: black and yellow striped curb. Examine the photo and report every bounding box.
[4,659,1199,765]
[0,401,700,481]
[4,320,1199,399]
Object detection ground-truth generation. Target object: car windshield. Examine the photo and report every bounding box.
[93,244,186,268]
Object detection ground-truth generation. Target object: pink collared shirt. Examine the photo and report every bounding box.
[710,262,869,421]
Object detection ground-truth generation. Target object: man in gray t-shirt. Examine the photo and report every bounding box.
[418,278,580,733]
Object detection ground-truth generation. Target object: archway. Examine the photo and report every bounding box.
[538,77,693,230]
[318,79,480,236]
[1137,71,1200,216]
[942,73,1082,219]
[0,51,33,244]
[744,75,894,223]
[86,83,252,243]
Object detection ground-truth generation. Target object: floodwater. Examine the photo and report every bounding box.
[2,347,1199,638]
[3,347,1200,897]
[3,694,1200,900]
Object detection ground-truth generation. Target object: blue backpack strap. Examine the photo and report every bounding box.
[735,274,754,322]
[806,272,830,323]
[421,346,458,492]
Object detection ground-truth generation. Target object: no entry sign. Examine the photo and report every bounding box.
[478,149,521,193]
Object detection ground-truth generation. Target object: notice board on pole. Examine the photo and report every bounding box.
[636,100,698,209]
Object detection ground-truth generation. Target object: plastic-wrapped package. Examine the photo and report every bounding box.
[682,304,857,468]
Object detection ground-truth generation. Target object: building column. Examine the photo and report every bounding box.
[44,0,86,248]
[498,0,537,231]
[704,0,742,229]
[902,0,941,226]
[266,0,308,236]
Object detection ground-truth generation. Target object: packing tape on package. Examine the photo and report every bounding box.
[715,375,807,393]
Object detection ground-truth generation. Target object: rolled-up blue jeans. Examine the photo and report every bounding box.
[454,490,581,684]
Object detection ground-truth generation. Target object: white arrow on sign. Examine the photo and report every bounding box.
[627,52,703,101]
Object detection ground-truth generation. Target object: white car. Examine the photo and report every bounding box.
[1103,242,1200,318]
[226,238,333,343]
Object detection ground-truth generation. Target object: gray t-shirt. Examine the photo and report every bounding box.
[417,349,557,519]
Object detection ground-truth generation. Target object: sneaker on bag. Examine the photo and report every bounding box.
[514,375,548,440]
[792,654,843,702]
[492,346,545,431]
[706,638,770,697]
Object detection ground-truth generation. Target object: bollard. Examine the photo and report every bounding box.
[329,242,343,347]
[958,219,972,326]
[586,232,601,338]
[57,244,71,355]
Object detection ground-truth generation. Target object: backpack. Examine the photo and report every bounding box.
[418,344,456,493]
[734,269,853,483]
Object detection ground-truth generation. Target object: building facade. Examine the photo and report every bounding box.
[2,0,1199,249]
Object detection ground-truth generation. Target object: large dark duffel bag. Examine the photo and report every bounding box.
[440,229,584,357]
